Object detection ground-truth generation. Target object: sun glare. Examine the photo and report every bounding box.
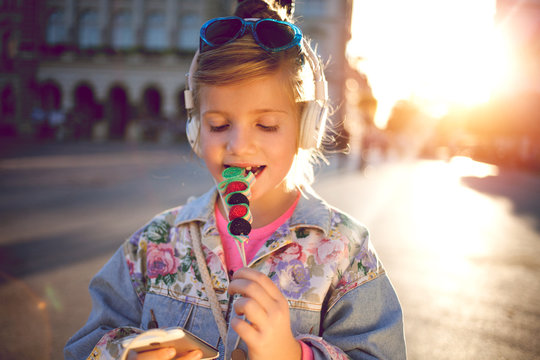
[347,0,504,127]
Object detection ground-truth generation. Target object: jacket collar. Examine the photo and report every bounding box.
[174,187,332,235]
[174,187,218,236]
[290,189,332,235]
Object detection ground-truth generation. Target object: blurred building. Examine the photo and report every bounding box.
[418,0,540,169]
[0,0,353,143]
[479,0,540,167]
[496,0,540,96]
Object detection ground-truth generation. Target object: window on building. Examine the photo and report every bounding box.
[144,12,167,51]
[108,86,130,138]
[143,87,162,118]
[1,85,15,120]
[73,83,100,138]
[41,82,62,111]
[178,14,200,50]
[1,31,13,64]
[112,11,135,49]
[79,10,100,49]
[46,10,67,45]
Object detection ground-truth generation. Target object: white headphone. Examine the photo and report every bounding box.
[184,38,328,156]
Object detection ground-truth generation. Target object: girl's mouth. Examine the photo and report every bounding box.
[224,165,266,177]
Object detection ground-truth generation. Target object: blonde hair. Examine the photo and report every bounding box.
[192,37,305,116]
[192,5,326,191]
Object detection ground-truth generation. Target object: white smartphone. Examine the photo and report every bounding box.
[119,328,219,360]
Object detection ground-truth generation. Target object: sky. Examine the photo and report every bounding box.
[347,0,504,127]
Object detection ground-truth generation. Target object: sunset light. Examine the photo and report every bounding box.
[348,0,504,127]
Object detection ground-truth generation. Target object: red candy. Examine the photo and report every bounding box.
[225,181,247,195]
[229,205,248,220]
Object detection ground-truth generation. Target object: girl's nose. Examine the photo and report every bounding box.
[226,125,255,155]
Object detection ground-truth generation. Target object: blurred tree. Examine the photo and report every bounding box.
[385,100,422,134]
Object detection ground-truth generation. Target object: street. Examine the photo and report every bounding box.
[0,141,539,360]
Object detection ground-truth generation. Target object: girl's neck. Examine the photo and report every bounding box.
[250,188,299,228]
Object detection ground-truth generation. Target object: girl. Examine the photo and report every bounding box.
[65,1,406,359]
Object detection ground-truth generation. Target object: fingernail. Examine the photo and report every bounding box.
[167,348,176,358]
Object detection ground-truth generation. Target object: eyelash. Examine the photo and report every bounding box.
[258,124,279,132]
[209,124,279,132]
[210,125,228,132]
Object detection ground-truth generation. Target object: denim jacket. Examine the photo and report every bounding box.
[65,188,406,360]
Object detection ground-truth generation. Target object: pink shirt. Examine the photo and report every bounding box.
[215,194,314,360]
[215,194,300,272]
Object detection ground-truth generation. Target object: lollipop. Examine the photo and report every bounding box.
[217,167,255,266]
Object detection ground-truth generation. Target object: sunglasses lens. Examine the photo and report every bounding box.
[204,18,243,46]
[256,21,297,49]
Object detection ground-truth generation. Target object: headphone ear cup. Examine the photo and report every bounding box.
[299,101,328,150]
[186,116,201,156]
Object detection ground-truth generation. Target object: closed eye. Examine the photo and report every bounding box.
[210,124,229,132]
[258,124,278,132]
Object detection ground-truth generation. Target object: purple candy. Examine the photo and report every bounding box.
[227,193,249,206]
[228,217,251,236]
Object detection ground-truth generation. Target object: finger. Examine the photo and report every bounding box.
[128,347,176,360]
[177,349,203,360]
[232,268,284,301]
[228,278,275,312]
[230,315,260,345]
[233,295,267,329]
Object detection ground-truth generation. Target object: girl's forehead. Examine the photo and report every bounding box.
[199,75,296,111]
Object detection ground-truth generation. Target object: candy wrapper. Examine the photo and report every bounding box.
[217,167,255,266]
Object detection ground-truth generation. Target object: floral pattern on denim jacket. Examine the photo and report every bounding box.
[125,191,385,314]
[65,188,406,360]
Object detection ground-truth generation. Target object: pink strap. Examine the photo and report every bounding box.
[300,340,314,360]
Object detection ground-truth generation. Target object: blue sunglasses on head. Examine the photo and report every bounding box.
[199,16,303,53]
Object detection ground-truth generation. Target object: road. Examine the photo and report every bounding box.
[0,141,539,359]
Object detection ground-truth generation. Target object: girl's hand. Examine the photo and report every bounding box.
[127,348,203,360]
[228,268,302,360]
